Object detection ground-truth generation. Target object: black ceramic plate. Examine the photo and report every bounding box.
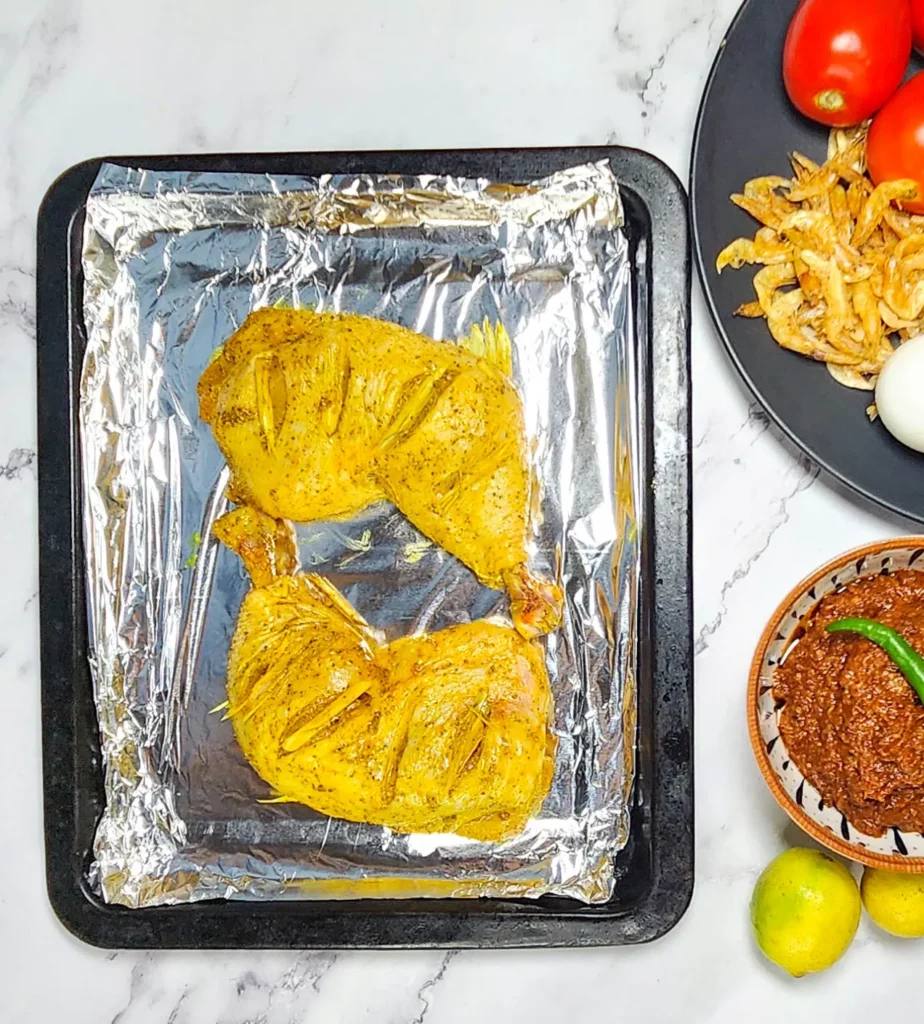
[692,0,924,522]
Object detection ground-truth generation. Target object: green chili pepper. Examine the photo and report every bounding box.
[826,617,924,704]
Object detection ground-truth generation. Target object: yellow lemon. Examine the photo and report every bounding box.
[861,868,924,937]
[750,848,861,977]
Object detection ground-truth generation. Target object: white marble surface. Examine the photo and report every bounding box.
[2,1,922,1021]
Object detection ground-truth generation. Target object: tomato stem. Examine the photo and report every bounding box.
[814,89,846,112]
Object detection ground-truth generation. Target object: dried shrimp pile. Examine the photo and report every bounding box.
[718,126,924,399]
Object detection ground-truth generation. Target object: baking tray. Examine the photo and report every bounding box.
[37,147,692,948]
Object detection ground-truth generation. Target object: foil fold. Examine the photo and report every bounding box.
[81,160,639,908]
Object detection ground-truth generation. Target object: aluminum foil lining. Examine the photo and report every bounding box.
[80,160,640,908]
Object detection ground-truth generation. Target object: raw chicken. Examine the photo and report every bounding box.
[198,308,562,637]
[215,508,556,841]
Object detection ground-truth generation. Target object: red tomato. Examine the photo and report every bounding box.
[868,74,924,215]
[913,0,924,53]
[783,0,912,127]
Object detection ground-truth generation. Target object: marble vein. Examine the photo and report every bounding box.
[609,0,728,135]
[110,960,148,1024]
[407,952,457,1024]
[693,403,771,470]
[164,989,190,1024]
[696,455,819,655]
[250,951,339,1001]
[10,4,80,125]
[0,447,34,479]
[0,265,36,331]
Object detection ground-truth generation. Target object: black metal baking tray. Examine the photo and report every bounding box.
[37,147,692,949]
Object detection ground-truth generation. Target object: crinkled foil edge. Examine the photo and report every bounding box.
[81,160,638,907]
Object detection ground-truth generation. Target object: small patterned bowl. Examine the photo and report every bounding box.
[749,539,924,872]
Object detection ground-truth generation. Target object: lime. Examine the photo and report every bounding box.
[862,868,924,937]
[750,848,861,977]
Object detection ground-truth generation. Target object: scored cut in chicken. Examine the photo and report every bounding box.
[198,307,562,637]
[215,507,556,842]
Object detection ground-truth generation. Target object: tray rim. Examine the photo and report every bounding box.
[37,145,693,949]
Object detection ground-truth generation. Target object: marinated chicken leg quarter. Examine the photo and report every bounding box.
[198,307,562,638]
[214,507,557,841]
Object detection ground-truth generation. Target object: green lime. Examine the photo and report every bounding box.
[750,848,860,977]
